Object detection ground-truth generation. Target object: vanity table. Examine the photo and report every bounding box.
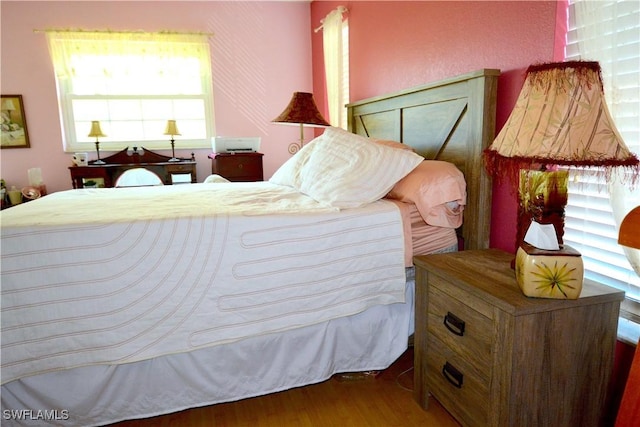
[69,147,197,188]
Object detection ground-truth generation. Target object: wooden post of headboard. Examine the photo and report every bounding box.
[347,69,500,250]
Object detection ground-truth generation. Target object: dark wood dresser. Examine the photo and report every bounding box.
[208,152,264,182]
[69,147,196,188]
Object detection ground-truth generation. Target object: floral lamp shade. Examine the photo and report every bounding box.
[484,61,639,180]
[483,61,639,299]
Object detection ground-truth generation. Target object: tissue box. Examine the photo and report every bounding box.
[515,243,584,299]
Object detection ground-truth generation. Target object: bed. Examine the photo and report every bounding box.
[0,68,498,426]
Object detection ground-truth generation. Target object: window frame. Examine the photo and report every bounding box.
[46,31,215,153]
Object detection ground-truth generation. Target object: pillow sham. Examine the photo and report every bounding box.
[298,127,424,208]
[386,160,466,228]
[269,134,324,188]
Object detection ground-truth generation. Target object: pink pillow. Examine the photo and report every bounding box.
[387,160,466,228]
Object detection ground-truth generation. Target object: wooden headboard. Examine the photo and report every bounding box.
[347,69,500,250]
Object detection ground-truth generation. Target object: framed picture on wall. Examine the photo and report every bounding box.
[1,95,31,149]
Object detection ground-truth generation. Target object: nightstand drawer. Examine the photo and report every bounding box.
[215,156,257,176]
[427,278,493,377]
[426,333,489,427]
[210,153,264,182]
[413,250,624,427]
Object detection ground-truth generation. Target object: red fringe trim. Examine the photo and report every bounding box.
[526,60,603,93]
[483,149,640,189]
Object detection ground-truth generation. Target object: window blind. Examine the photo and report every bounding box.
[565,0,640,335]
[45,31,214,152]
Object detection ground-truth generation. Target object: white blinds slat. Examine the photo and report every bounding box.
[565,0,640,318]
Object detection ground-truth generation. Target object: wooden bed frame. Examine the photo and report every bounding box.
[347,69,500,250]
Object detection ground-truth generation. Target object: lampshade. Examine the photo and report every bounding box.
[1,99,16,111]
[484,61,639,181]
[272,92,330,127]
[483,62,639,293]
[619,206,640,249]
[88,121,106,138]
[164,120,181,136]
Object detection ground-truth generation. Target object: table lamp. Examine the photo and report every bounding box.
[483,61,639,298]
[272,92,330,154]
[164,120,181,162]
[88,121,107,165]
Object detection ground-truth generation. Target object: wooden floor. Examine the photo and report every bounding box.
[109,348,460,427]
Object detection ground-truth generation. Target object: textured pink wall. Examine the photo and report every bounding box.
[2,0,562,253]
[311,1,561,252]
[0,1,314,192]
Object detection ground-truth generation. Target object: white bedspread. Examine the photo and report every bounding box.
[1,183,407,384]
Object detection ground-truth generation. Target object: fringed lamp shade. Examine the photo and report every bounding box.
[273,92,330,154]
[272,92,330,127]
[485,61,638,178]
[483,61,639,290]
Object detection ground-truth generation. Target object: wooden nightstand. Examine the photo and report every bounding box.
[413,249,624,427]
[208,152,264,182]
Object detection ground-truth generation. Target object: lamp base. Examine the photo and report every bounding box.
[168,158,180,162]
[93,160,106,165]
[517,169,569,250]
[515,242,583,299]
[288,141,303,155]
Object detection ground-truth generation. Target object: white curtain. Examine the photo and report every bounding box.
[321,6,348,128]
[573,0,640,274]
[45,31,211,96]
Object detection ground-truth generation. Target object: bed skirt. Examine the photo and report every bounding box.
[1,277,415,427]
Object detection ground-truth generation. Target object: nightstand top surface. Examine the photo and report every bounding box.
[208,152,263,158]
[413,249,625,315]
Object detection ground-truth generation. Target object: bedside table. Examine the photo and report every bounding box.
[208,152,264,182]
[413,249,624,427]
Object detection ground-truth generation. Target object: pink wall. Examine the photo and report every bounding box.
[310,0,562,253]
[2,0,563,253]
[0,1,315,192]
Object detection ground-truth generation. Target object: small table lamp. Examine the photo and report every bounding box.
[164,120,181,162]
[483,61,639,298]
[484,61,639,251]
[88,121,107,165]
[272,92,330,154]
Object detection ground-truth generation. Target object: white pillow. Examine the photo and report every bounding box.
[298,127,424,208]
[269,134,324,188]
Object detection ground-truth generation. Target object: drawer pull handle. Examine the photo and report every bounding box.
[442,362,464,389]
[443,311,465,336]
